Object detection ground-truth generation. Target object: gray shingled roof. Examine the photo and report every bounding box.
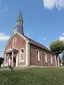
[24,35,54,54]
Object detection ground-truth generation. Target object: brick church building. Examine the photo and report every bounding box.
[3,11,57,67]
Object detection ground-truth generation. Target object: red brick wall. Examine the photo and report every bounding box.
[30,45,43,66]
[4,33,56,66]
[4,33,26,65]
[30,44,56,66]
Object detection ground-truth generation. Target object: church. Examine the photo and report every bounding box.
[3,11,57,67]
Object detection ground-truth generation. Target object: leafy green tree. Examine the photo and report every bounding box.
[0,57,4,68]
[50,40,64,58]
[50,40,64,66]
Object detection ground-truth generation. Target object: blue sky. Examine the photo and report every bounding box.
[0,0,64,56]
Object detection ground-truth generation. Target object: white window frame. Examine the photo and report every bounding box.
[36,50,40,62]
[20,48,24,54]
[44,53,47,63]
[5,54,7,62]
[50,55,53,64]
[20,48,24,62]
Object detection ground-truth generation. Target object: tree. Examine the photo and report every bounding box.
[50,40,64,58]
[0,57,4,68]
[62,51,64,65]
[50,40,64,66]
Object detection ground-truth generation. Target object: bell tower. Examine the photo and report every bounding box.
[14,11,24,35]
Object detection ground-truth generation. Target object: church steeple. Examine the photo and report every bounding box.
[17,10,23,22]
[14,11,24,35]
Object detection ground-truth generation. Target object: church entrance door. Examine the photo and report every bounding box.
[13,57,16,67]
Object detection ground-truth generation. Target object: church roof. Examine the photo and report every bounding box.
[24,35,54,54]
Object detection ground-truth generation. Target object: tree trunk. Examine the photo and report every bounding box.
[56,55,59,66]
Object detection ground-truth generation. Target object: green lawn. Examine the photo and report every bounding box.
[0,67,64,85]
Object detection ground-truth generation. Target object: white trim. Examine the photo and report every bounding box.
[5,48,19,53]
[12,51,14,67]
[4,54,8,67]
[50,55,53,64]
[26,40,30,66]
[6,48,13,52]
[36,50,40,62]
[44,53,47,63]
[16,53,19,67]
[19,48,24,63]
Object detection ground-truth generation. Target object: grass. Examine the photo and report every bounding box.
[0,67,64,85]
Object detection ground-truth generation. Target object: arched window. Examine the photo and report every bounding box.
[20,48,24,62]
[44,53,47,63]
[21,48,24,53]
[36,50,40,62]
[50,56,53,64]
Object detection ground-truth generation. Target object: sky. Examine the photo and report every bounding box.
[0,0,64,56]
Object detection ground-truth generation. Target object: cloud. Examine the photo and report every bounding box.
[0,33,10,41]
[59,36,64,41]
[62,33,64,36]
[59,33,64,41]
[43,0,64,10]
